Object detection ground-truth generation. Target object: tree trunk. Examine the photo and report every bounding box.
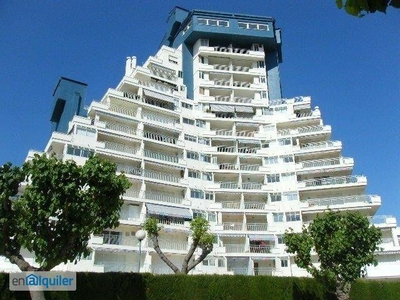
[150,235,181,274]
[335,282,350,300]
[29,290,46,300]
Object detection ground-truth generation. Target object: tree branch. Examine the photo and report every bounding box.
[186,245,213,273]
[181,239,199,273]
[150,234,180,274]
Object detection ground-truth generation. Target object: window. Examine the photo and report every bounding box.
[208,212,216,222]
[277,235,285,244]
[203,172,212,181]
[199,87,205,95]
[196,119,206,128]
[186,151,199,160]
[188,170,201,179]
[267,174,280,183]
[76,125,96,137]
[273,213,284,222]
[198,18,229,27]
[260,76,266,83]
[274,106,287,114]
[281,155,294,163]
[205,192,214,200]
[281,259,288,267]
[66,145,93,158]
[200,154,211,163]
[181,102,193,109]
[284,192,298,201]
[278,138,291,146]
[193,211,206,219]
[190,189,204,199]
[178,71,183,78]
[265,156,278,165]
[257,61,265,68]
[199,71,204,79]
[183,118,195,125]
[182,21,191,34]
[286,212,301,222]
[168,56,178,64]
[198,137,210,145]
[218,259,225,267]
[200,39,209,46]
[261,91,267,99]
[184,134,197,142]
[270,193,282,202]
[238,22,269,31]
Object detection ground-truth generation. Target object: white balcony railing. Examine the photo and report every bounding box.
[225,244,246,253]
[143,131,178,145]
[306,195,372,207]
[123,189,140,198]
[249,245,271,253]
[221,201,241,209]
[151,241,188,251]
[244,202,265,210]
[301,175,365,187]
[222,222,243,231]
[219,163,237,170]
[219,182,239,189]
[116,164,142,176]
[109,105,137,117]
[215,129,233,136]
[240,164,260,171]
[368,215,396,225]
[144,169,181,183]
[242,182,263,190]
[300,140,341,151]
[144,149,179,163]
[104,142,139,155]
[145,191,184,205]
[247,223,268,231]
[142,111,177,126]
[105,122,135,135]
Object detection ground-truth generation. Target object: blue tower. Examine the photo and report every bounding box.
[50,77,87,133]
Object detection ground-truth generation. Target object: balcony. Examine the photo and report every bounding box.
[123,189,140,199]
[150,240,188,251]
[155,218,186,227]
[244,203,265,210]
[103,141,139,156]
[219,182,239,189]
[144,149,179,163]
[218,163,237,170]
[300,175,366,189]
[249,245,271,253]
[242,182,263,190]
[222,222,243,231]
[215,129,233,136]
[143,169,181,184]
[225,244,246,253]
[104,122,136,135]
[278,125,330,138]
[142,111,177,127]
[306,195,374,207]
[254,268,274,276]
[301,157,352,169]
[246,223,268,231]
[369,215,397,227]
[221,201,241,209]
[240,164,260,171]
[143,131,178,145]
[145,191,184,205]
[109,105,137,118]
[116,164,142,176]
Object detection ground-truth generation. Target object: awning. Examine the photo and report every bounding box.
[248,235,275,241]
[235,106,254,113]
[146,203,192,220]
[143,89,175,103]
[210,104,235,113]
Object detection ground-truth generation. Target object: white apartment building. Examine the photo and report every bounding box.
[2,7,399,278]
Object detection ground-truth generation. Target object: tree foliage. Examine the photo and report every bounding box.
[143,216,214,274]
[336,0,400,17]
[0,154,130,271]
[284,210,381,299]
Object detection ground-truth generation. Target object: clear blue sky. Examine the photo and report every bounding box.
[0,1,399,221]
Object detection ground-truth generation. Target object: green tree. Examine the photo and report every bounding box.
[0,154,130,299]
[284,210,381,300]
[336,0,400,17]
[143,216,214,274]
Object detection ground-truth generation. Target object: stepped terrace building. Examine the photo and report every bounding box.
[3,7,399,278]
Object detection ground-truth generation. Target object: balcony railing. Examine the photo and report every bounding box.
[116,164,142,176]
[301,157,342,168]
[104,142,139,155]
[236,130,256,137]
[230,268,248,275]
[215,129,233,136]
[144,149,179,163]
[221,201,241,209]
[306,195,372,207]
[247,223,268,231]
[368,215,395,225]
[238,147,258,154]
[105,122,135,135]
[142,111,177,126]
[219,182,239,189]
[300,140,340,151]
[155,218,185,226]
[145,191,183,205]
[302,175,364,187]
[143,169,181,183]
[249,245,271,253]
[109,105,137,117]
[297,125,327,134]
[217,146,236,153]
[240,164,260,171]
[151,241,188,251]
[254,268,274,276]
[143,131,177,145]
[225,244,246,253]
[242,182,263,190]
[219,163,237,170]
[244,203,265,210]
[222,222,243,231]
[123,189,140,198]
[233,97,252,103]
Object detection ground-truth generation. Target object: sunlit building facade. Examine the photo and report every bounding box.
[3,7,399,278]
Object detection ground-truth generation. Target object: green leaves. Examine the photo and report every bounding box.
[336,0,398,17]
[284,210,381,295]
[143,217,161,236]
[1,154,130,271]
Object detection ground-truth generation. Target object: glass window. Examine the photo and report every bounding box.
[278,138,291,146]
[277,235,285,244]
[186,151,199,160]
[188,170,201,179]
[265,156,278,165]
[181,102,193,109]
[205,192,214,200]
[190,189,204,199]
[184,134,197,142]
[270,193,282,202]
[286,212,301,222]
[273,213,284,222]
[208,212,216,222]
[267,174,280,183]
[203,172,212,181]
[281,155,294,163]
[183,118,195,125]
[283,192,298,201]
[281,259,288,267]
[196,120,206,128]
[201,154,211,163]
[198,137,210,145]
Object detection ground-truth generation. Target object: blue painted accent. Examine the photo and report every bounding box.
[161,7,284,100]
[50,77,87,133]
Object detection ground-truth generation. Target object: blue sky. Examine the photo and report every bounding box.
[0,1,399,221]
